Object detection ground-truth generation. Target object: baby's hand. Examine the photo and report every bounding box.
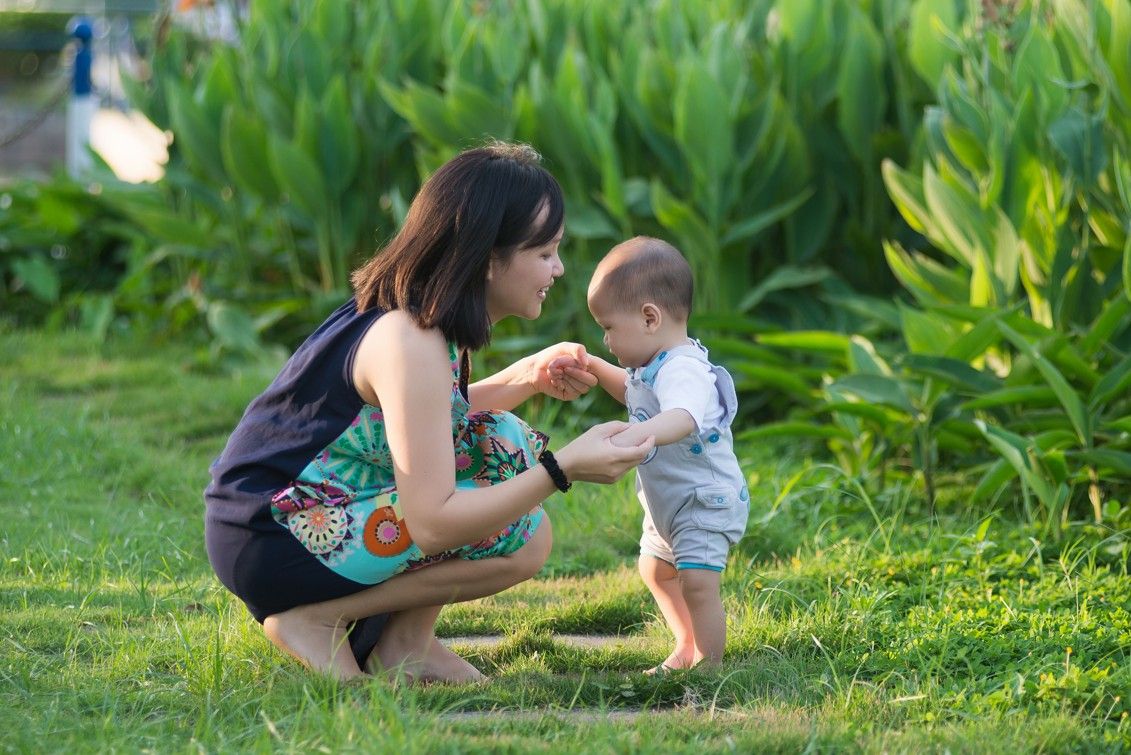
[531,343,597,400]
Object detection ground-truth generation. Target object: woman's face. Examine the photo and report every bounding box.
[486,211,565,323]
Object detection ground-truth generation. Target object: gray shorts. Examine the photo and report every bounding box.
[638,483,748,571]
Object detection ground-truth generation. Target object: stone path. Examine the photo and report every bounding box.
[439,634,638,650]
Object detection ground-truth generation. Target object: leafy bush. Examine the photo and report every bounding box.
[108,0,938,359]
[0,178,145,339]
[750,0,1131,528]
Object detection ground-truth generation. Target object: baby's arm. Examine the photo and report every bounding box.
[609,409,695,448]
[584,354,629,405]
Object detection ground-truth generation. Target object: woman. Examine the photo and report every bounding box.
[204,143,653,682]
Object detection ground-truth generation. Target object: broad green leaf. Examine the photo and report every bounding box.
[649,180,713,259]
[1101,416,1131,434]
[970,253,995,307]
[943,120,989,173]
[882,160,934,236]
[1090,352,1131,409]
[1105,0,1131,113]
[320,76,360,196]
[722,188,813,249]
[961,386,1056,410]
[673,57,733,226]
[1048,108,1108,186]
[901,304,958,355]
[379,79,462,148]
[997,321,1091,445]
[822,400,898,424]
[207,302,263,354]
[975,420,1058,506]
[1074,448,1131,476]
[884,241,969,306]
[709,337,789,367]
[730,364,815,398]
[903,354,1001,394]
[1040,449,1069,485]
[566,202,617,240]
[11,256,59,302]
[1123,234,1131,302]
[736,422,853,442]
[736,264,829,313]
[830,374,917,415]
[971,458,1016,502]
[1080,293,1130,358]
[908,0,960,88]
[945,309,1005,362]
[268,135,328,218]
[848,335,891,376]
[221,107,279,200]
[166,81,225,182]
[757,330,852,354]
[923,163,982,266]
[990,209,1020,298]
[835,7,885,163]
[120,203,214,248]
[313,0,350,51]
[201,52,240,122]
[448,80,513,143]
[1013,21,1068,121]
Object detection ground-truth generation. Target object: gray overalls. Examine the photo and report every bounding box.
[626,340,749,571]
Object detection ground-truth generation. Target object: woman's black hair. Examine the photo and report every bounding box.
[352,142,565,350]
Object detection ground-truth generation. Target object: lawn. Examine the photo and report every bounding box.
[1,329,1128,753]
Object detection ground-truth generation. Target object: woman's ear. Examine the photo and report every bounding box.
[641,302,662,332]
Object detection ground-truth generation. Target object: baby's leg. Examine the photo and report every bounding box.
[638,555,696,670]
[677,567,725,664]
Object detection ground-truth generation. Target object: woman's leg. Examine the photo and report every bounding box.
[263,514,552,680]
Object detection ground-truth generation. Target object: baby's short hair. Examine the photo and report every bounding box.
[589,236,693,320]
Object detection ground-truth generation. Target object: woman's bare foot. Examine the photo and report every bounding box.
[371,632,484,684]
[423,638,485,683]
[262,607,365,681]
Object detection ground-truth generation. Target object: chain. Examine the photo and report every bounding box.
[0,81,72,150]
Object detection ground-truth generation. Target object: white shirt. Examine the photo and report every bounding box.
[650,355,725,433]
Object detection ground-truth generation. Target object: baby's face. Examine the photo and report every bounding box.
[588,296,657,368]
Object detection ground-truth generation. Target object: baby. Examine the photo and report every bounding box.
[583,236,749,671]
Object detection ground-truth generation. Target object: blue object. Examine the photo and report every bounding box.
[69,17,93,96]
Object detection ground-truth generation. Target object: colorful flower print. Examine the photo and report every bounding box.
[286,503,353,555]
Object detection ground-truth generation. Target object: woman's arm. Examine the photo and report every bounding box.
[468,342,597,412]
[585,354,629,405]
[354,315,651,555]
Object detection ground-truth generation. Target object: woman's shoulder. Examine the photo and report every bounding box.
[356,309,452,366]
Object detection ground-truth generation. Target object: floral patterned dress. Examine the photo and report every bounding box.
[269,343,546,586]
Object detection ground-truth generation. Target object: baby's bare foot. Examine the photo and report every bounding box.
[645,649,695,674]
[263,608,365,681]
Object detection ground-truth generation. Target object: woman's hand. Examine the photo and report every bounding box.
[528,342,598,400]
[554,421,655,484]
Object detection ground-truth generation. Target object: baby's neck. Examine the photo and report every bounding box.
[644,325,691,365]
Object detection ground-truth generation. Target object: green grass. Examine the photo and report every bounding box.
[1,329,1129,753]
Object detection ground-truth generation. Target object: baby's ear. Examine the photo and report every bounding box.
[641,302,662,331]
